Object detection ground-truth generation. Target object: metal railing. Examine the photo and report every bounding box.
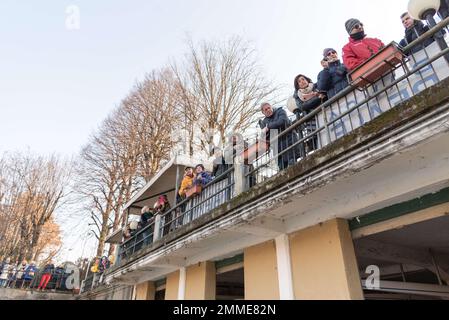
[246,17,449,185]
[118,167,235,261]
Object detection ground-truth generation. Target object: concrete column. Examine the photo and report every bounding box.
[178,267,186,300]
[135,281,156,300]
[289,218,364,300]
[275,234,295,300]
[165,271,180,300]
[244,240,280,300]
[185,262,216,300]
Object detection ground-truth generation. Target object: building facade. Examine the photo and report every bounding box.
[81,19,449,300]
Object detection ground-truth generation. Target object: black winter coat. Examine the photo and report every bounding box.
[316,61,349,99]
[439,0,449,19]
[399,21,435,55]
[259,108,300,165]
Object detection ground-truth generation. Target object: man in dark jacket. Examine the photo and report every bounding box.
[259,103,301,170]
[399,12,435,55]
[317,48,349,99]
[343,18,385,71]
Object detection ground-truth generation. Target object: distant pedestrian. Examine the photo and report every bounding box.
[0,258,12,288]
[37,261,55,291]
[343,18,385,71]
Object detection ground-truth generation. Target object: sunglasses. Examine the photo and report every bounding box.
[353,23,364,30]
[327,51,337,56]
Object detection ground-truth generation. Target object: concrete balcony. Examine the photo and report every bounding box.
[101,19,449,297]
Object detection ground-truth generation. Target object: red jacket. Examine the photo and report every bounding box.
[342,37,385,71]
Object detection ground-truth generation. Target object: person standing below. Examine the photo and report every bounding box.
[343,19,385,71]
[259,102,300,170]
[37,261,55,291]
[399,12,435,55]
[318,48,349,99]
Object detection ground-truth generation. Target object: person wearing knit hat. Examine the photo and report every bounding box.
[342,18,385,71]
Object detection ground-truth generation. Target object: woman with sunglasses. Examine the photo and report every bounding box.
[317,48,349,99]
[342,18,385,71]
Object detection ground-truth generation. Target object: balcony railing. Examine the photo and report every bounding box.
[118,167,235,262]
[247,18,449,184]
[115,17,449,265]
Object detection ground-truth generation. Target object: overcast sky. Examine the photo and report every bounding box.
[0,0,411,262]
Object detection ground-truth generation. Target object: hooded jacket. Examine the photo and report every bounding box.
[343,36,385,71]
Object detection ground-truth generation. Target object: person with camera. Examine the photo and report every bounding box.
[342,19,385,71]
[317,48,349,99]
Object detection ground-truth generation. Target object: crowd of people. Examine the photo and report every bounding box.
[120,7,449,253]
[259,11,443,171]
[0,258,74,292]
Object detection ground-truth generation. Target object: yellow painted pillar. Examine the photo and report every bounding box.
[185,262,216,300]
[165,271,180,300]
[135,281,156,300]
[244,240,280,300]
[289,218,364,300]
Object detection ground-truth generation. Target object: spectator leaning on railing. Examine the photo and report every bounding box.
[291,74,325,154]
[342,18,385,71]
[37,261,55,291]
[193,164,213,187]
[178,167,195,202]
[440,0,449,19]
[399,12,435,55]
[14,260,29,288]
[0,258,11,288]
[260,102,301,170]
[317,48,349,99]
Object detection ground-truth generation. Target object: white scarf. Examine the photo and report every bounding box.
[298,83,315,102]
